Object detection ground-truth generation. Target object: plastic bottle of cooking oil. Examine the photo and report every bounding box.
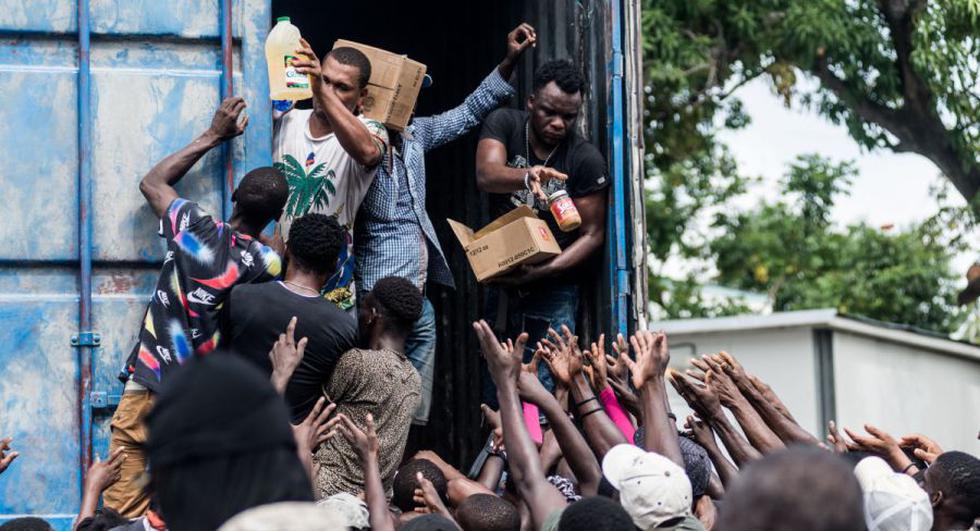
[265,16,312,101]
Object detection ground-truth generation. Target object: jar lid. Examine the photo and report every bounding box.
[548,189,569,201]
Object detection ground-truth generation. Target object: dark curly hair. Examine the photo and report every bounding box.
[286,213,344,275]
[558,497,633,531]
[327,46,372,89]
[931,450,980,522]
[370,276,423,332]
[392,458,447,512]
[532,59,585,95]
[233,166,288,225]
[456,494,520,531]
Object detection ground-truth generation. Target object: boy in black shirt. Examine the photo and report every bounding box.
[475,59,609,397]
[221,213,358,422]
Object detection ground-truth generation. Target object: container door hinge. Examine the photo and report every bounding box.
[89,392,121,410]
[71,332,101,347]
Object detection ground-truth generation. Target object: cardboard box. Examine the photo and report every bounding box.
[333,39,427,131]
[448,206,562,282]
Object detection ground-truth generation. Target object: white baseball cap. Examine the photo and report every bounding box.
[602,444,693,530]
[854,456,933,531]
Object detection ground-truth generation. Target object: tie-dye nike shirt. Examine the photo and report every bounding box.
[119,198,282,392]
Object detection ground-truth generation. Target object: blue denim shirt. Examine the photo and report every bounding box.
[354,69,516,292]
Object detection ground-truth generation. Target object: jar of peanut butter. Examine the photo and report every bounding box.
[548,190,581,232]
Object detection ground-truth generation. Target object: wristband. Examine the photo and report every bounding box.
[575,396,599,409]
[524,171,532,191]
[579,407,603,420]
[901,462,917,474]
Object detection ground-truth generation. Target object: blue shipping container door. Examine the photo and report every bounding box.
[0,1,271,527]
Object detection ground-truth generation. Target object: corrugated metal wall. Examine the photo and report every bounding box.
[0,1,270,527]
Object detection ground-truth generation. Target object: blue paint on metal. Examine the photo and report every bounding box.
[220,0,234,219]
[76,0,95,498]
[607,0,630,336]
[0,0,270,522]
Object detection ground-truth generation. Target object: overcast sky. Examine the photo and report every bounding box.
[717,77,975,276]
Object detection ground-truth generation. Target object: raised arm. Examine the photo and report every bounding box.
[685,415,738,487]
[540,328,628,459]
[712,353,817,445]
[139,96,246,217]
[337,413,395,531]
[517,355,602,496]
[691,356,784,454]
[670,371,762,467]
[292,38,383,167]
[474,320,566,528]
[622,331,684,467]
[74,449,125,531]
[412,24,533,151]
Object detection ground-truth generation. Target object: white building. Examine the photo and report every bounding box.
[657,309,980,454]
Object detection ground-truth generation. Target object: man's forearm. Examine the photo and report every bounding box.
[535,391,602,495]
[738,383,818,445]
[726,400,785,453]
[476,163,531,194]
[701,440,738,486]
[706,413,761,466]
[363,453,395,531]
[639,382,684,466]
[536,229,604,276]
[140,130,222,215]
[569,374,627,457]
[497,382,546,490]
[312,89,380,166]
[476,454,505,492]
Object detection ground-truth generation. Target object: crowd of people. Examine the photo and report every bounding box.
[0,19,978,531]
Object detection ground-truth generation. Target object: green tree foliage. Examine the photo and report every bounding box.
[710,154,971,334]
[640,0,980,329]
[642,0,980,207]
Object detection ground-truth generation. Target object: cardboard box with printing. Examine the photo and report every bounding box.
[332,39,427,131]
[448,206,562,282]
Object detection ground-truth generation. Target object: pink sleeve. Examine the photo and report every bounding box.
[599,387,636,442]
[523,402,543,445]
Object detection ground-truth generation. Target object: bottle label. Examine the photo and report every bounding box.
[550,196,577,224]
[283,55,310,89]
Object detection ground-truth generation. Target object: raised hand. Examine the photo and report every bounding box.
[338,413,380,461]
[622,331,669,389]
[844,424,911,471]
[685,415,718,451]
[701,356,744,408]
[899,433,943,464]
[585,334,609,391]
[0,438,19,475]
[539,327,583,388]
[517,348,551,404]
[826,420,850,454]
[607,333,631,385]
[481,404,505,452]
[526,166,569,203]
[85,447,125,494]
[208,96,248,140]
[669,370,723,419]
[474,320,525,385]
[505,23,537,62]
[291,37,322,88]
[270,316,308,394]
[292,397,338,456]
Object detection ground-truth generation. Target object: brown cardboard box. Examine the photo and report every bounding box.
[333,39,426,131]
[448,206,562,282]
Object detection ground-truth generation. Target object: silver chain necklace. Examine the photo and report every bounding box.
[526,120,560,168]
[282,280,319,295]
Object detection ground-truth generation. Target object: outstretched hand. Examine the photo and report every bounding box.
[670,370,723,419]
[85,447,125,494]
[208,96,248,140]
[270,316,308,394]
[292,397,338,457]
[414,472,455,520]
[899,433,943,464]
[517,349,551,404]
[0,438,19,475]
[843,424,911,471]
[539,326,584,388]
[474,320,526,386]
[505,23,537,63]
[622,331,669,389]
[338,413,380,461]
[584,333,609,391]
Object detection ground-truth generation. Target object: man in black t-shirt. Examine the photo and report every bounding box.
[221,213,358,422]
[475,59,609,399]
